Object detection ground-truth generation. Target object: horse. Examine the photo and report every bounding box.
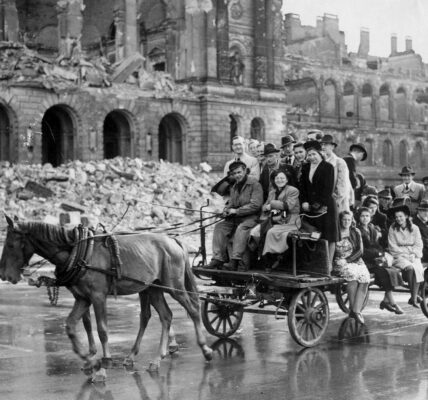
[0,215,212,376]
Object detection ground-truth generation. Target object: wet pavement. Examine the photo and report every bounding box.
[1,281,428,400]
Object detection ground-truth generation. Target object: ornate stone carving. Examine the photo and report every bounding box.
[230,1,243,20]
[229,51,245,85]
[255,56,267,86]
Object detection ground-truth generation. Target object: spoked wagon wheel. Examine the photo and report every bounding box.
[420,280,428,318]
[335,282,370,314]
[201,295,244,338]
[288,288,330,347]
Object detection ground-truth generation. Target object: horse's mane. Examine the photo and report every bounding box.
[18,222,76,247]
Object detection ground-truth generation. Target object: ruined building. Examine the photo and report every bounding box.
[0,0,427,182]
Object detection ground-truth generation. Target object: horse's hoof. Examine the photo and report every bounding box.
[101,358,113,369]
[123,357,134,367]
[203,347,213,361]
[147,360,160,372]
[91,368,107,383]
[168,344,179,354]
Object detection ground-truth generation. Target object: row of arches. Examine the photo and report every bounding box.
[229,115,266,144]
[382,139,425,169]
[0,105,186,166]
[288,78,428,124]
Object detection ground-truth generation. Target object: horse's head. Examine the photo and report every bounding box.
[0,215,35,284]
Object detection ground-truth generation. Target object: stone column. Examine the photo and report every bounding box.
[253,0,268,87]
[265,0,284,87]
[113,0,126,61]
[205,5,217,80]
[113,0,138,61]
[56,0,83,59]
[216,0,230,82]
[0,0,19,42]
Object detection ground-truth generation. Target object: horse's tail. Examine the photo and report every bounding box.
[174,238,200,309]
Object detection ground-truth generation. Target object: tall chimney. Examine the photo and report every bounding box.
[391,33,397,55]
[358,28,370,57]
[405,36,412,52]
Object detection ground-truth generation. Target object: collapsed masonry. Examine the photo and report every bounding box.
[0,158,224,249]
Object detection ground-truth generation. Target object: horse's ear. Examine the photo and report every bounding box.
[5,214,15,228]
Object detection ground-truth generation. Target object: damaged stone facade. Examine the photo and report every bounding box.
[0,0,426,181]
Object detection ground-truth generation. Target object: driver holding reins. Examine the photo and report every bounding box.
[206,160,263,272]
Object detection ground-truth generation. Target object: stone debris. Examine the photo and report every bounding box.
[0,158,224,248]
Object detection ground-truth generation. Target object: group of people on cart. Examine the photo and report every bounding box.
[206,131,428,325]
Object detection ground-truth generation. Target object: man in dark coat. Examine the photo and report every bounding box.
[260,143,297,201]
[206,161,263,272]
[343,143,367,190]
[413,200,428,262]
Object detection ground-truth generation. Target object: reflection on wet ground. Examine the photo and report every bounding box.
[2,283,428,399]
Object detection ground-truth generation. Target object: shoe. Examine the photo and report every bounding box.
[380,300,395,313]
[222,259,239,271]
[204,259,223,269]
[237,261,249,272]
[392,304,404,315]
[349,310,365,325]
[408,298,420,308]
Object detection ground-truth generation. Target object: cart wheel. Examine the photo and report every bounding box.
[421,281,428,318]
[201,295,244,338]
[288,288,330,347]
[335,282,370,314]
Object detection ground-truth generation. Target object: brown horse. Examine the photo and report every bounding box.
[0,215,212,376]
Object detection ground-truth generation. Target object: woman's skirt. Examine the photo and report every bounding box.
[262,214,300,255]
[392,256,424,283]
[333,258,371,283]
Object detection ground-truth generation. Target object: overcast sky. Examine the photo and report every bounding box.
[282,0,428,61]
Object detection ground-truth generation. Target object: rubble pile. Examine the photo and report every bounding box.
[0,158,224,246]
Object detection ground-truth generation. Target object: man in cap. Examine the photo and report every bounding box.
[393,166,425,215]
[321,134,352,212]
[412,200,428,262]
[343,143,367,209]
[378,188,393,214]
[260,143,297,201]
[224,135,260,180]
[206,160,263,271]
[279,135,296,166]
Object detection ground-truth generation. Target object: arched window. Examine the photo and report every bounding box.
[364,139,374,166]
[414,141,425,169]
[361,83,374,120]
[323,79,337,117]
[399,140,409,166]
[229,114,239,146]
[250,118,265,141]
[343,81,355,118]
[382,140,394,167]
[379,84,391,120]
[396,87,407,121]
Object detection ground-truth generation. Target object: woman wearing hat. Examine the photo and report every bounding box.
[388,204,424,307]
[300,140,339,268]
[321,134,352,212]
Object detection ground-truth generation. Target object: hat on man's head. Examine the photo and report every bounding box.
[418,200,428,211]
[362,195,379,207]
[362,185,378,197]
[228,160,248,172]
[349,143,368,161]
[303,140,322,152]
[398,165,416,176]
[378,188,393,199]
[320,134,337,147]
[422,176,428,184]
[263,143,281,156]
[280,135,296,148]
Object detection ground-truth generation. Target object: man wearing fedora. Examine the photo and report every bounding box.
[224,135,260,180]
[378,188,393,214]
[260,142,297,201]
[206,160,263,271]
[279,135,296,166]
[321,134,352,212]
[412,200,428,262]
[393,166,425,215]
[343,143,367,209]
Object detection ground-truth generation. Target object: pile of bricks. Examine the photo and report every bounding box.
[0,157,224,246]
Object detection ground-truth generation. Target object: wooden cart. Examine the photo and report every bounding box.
[193,232,344,347]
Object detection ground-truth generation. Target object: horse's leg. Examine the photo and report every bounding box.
[147,289,174,371]
[168,289,212,361]
[168,325,179,354]
[91,294,112,362]
[66,298,100,372]
[124,290,151,366]
[82,309,97,356]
